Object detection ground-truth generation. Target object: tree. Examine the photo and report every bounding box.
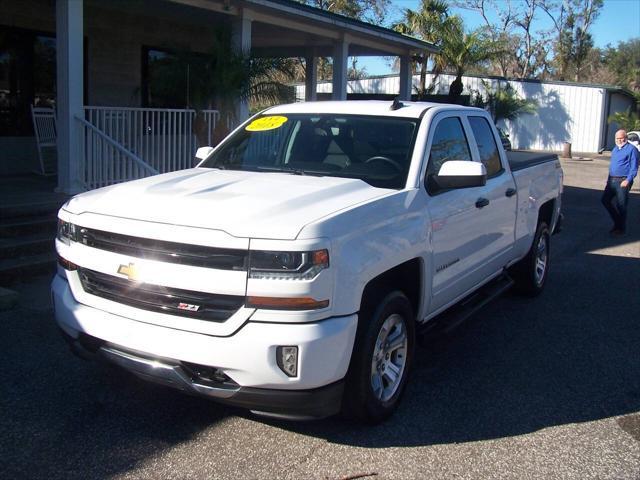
[512,0,548,78]
[455,0,553,79]
[392,0,451,99]
[452,0,516,77]
[293,1,391,85]
[490,83,538,123]
[203,28,296,119]
[471,81,537,123]
[601,38,640,93]
[608,110,640,132]
[294,0,390,24]
[348,57,368,80]
[153,27,296,145]
[437,17,499,97]
[541,0,603,81]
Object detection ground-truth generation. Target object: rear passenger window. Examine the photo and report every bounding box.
[425,117,472,194]
[469,117,503,177]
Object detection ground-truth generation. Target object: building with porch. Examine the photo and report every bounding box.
[1,0,434,194]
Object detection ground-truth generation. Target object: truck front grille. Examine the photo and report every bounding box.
[77,227,248,270]
[78,268,244,322]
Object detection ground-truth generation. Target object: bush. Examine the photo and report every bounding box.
[608,110,640,131]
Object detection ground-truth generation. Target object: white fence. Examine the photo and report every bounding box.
[76,115,158,189]
[79,107,223,189]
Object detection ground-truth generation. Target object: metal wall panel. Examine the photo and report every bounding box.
[606,93,636,149]
[296,74,615,152]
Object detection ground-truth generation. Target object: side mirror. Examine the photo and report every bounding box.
[194,146,214,165]
[433,160,487,190]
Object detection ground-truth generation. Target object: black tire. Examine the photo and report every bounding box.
[511,221,550,296]
[343,291,415,424]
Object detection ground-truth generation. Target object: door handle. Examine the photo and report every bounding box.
[475,198,490,208]
[505,188,517,197]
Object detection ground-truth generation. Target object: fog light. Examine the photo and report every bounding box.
[276,346,298,377]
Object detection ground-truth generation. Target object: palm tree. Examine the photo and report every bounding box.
[205,27,296,124]
[152,26,296,145]
[437,17,498,98]
[480,81,537,124]
[392,0,450,99]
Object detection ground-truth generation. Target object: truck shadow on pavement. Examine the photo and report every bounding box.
[279,185,640,446]
[0,291,239,479]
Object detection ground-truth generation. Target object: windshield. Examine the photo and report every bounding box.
[200,114,419,189]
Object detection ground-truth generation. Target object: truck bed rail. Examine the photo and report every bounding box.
[507,151,559,171]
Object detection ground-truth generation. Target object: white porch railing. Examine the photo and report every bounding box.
[79,107,226,190]
[75,115,159,189]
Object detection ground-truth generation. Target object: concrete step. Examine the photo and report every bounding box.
[0,199,65,220]
[0,234,55,260]
[0,252,56,286]
[0,215,58,237]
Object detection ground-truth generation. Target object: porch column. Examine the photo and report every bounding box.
[232,11,252,123]
[399,54,413,101]
[304,53,318,102]
[332,39,349,100]
[56,0,85,194]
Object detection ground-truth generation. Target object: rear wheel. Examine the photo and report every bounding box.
[512,221,550,296]
[343,291,415,424]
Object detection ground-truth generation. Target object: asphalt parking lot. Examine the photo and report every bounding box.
[1,156,639,480]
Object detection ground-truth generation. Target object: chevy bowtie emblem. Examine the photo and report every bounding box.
[117,262,139,281]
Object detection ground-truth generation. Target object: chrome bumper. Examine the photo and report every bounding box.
[99,345,240,399]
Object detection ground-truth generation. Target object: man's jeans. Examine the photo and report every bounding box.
[601,176,632,231]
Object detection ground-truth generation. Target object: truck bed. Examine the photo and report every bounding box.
[507,151,558,172]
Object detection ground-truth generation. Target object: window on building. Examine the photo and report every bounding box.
[0,27,56,136]
[142,47,213,109]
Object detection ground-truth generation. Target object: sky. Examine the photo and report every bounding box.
[360,0,640,76]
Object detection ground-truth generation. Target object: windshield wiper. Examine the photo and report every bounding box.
[251,166,303,175]
[209,165,325,176]
[280,167,307,176]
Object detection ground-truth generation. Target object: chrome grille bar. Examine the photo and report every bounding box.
[79,268,244,322]
[78,227,248,270]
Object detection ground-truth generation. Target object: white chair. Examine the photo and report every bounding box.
[31,105,57,175]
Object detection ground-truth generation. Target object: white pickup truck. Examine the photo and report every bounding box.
[53,100,562,423]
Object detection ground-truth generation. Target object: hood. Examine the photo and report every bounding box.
[64,168,391,239]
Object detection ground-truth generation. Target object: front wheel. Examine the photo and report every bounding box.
[343,291,415,424]
[511,221,550,296]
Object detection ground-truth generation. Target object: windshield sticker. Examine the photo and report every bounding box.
[246,116,288,132]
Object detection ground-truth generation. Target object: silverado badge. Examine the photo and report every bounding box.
[117,263,139,281]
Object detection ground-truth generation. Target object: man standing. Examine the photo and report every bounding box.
[601,129,639,236]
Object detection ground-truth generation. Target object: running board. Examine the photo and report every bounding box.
[418,273,514,337]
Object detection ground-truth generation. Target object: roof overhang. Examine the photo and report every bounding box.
[168,0,437,57]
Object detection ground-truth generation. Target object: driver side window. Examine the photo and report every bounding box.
[425,117,472,195]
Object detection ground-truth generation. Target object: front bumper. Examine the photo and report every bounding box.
[52,274,357,418]
[60,329,344,419]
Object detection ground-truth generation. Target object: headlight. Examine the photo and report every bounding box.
[249,249,329,280]
[57,219,78,245]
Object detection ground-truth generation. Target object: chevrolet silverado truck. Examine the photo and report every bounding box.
[53,100,563,423]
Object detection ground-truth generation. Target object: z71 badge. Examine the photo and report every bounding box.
[177,303,200,312]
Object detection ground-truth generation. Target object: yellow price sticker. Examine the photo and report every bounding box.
[246,116,288,132]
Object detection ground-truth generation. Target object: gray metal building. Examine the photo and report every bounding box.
[296,73,637,153]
